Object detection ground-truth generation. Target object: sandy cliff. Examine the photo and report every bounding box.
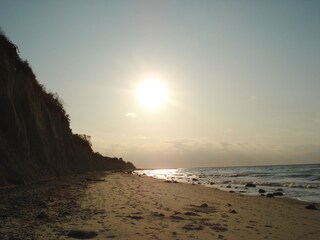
[0,32,135,184]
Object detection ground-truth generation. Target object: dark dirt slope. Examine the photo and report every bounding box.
[0,32,135,185]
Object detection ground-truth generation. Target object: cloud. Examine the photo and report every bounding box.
[220,141,231,149]
[165,138,215,151]
[125,112,137,118]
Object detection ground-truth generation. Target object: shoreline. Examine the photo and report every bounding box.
[1,172,319,239]
[135,164,320,204]
[140,174,317,205]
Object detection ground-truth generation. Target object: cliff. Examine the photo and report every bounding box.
[0,32,135,185]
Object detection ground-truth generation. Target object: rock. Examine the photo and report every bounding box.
[85,178,104,182]
[170,215,185,220]
[164,180,172,183]
[36,211,49,219]
[192,178,199,181]
[273,192,283,196]
[229,190,235,193]
[266,193,274,198]
[184,211,200,216]
[245,183,256,188]
[200,203,209,208]
[229,209,237,214]
[276,188,284,192]
[127,215,144,220]
[153,212,165,217]
[67,230,98,239]
[258,189,266,193]
[226,185,231,188]
[210,182,215,185]
[261,194,266,196]
[172,180,178,183]
[182,223,203,230]
[305,204,317,210]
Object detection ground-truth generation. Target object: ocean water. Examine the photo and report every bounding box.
[135,164,320,203]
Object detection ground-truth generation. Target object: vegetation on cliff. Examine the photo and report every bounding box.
[0,31,135,185]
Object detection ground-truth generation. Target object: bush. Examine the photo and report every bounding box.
[73,134,92,149]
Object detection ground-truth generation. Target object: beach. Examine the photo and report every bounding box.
[0,172,319,240]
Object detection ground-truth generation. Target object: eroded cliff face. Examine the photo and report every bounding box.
[0,33,135,185]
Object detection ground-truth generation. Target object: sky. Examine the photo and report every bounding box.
[1,0,319,168]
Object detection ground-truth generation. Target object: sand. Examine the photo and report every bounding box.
[0,172,319,240]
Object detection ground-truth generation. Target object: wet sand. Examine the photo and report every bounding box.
[0,172,319,239]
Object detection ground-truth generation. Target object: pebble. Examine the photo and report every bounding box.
[229,209,237,214]
[67,230,98,239]
[36,211,49,219]
[200,203,208,208]
[258,189,266,193]
[305,204,317,210]
[245,183,256,188]
[273,192,284,196]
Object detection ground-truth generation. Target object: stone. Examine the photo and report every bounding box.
[276,188,284,192]
[258,189,266,193]
[182,223,203,230]
[127,215,144,220]
[153,212,165,217]
[184,211,200,216]
[36,211,48,219]
[200,203,209,208]
[67,230,98,239]
[305,204,317,210]
[229,209,237,214]
[273,192,284,196]
[245,183,256,188]
[170,215,185,220]
[266,193,274,198]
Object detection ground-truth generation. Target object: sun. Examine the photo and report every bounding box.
[136,77,169,111]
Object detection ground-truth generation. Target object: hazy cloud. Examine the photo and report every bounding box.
[220,141,231,149]
[125,112,137,118]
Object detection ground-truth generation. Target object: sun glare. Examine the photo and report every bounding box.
[136,78,168,111]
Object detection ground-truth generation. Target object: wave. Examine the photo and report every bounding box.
[135,164,320,202]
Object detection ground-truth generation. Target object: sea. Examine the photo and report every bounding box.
[135,164,320,203]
